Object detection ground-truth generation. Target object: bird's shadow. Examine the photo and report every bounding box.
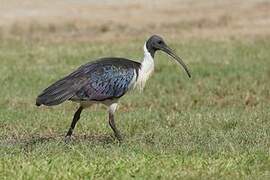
[1,133,118,152]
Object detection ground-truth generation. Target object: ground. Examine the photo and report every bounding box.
[0,0,270,179]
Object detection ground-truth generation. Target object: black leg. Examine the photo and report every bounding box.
[109,111,122,141]
[65,106,83,140]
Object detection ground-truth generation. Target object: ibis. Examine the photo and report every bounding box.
[36,35,191,142]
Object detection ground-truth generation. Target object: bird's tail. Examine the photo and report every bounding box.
[36,79,76,106]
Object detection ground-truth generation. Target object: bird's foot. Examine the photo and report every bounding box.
[64,135,72,144]
[114,133,123,142]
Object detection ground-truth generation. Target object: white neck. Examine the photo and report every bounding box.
[135,43,155,91]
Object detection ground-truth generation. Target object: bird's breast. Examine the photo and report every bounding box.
[134,55,154,91]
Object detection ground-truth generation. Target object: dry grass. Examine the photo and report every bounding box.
[0,0,270,42]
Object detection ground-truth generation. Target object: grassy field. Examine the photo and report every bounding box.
[0,37,270,179]
[1,0,270,179]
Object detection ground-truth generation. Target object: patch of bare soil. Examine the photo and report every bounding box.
[0,133,115,151]
[0,0,270,42]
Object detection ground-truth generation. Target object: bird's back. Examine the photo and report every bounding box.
[36,58,141,106]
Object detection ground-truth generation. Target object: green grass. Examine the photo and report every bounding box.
[0,38,270,179]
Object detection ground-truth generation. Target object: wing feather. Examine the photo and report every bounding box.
[36,58,140,106]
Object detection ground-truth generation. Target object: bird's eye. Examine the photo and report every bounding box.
[157,40,162,44]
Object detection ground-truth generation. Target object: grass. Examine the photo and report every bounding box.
[0,37,270,179]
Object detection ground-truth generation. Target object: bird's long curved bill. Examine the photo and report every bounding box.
[162,46,191,78]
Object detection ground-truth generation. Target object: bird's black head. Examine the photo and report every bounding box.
[146,35,166,58]
[146,35,191,78]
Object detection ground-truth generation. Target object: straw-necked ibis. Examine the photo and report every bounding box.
[36,35,191,142]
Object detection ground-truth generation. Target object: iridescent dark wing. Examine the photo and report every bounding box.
[36,58,140,106]
[73,61,138,101]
